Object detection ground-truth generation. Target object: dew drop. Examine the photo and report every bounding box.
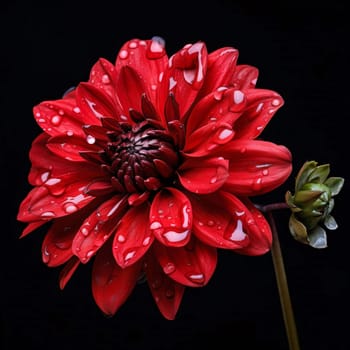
[63,202,78,214]
[101,74,110,84]
[128,41,138,49]
[272,98,280,106]
[186,273,205,284]
[40,171,50,183]
[256,102,264,112]
[42,245,50,263]
[58,109,65,116]
[163,262,176,274]
[262,169,269,176]
[86,135,96,144]
[50,115,62,126]
[73,107,81,113]
[142,236,151,246]
[165,288,175,299]
[124,250,136,262]
[233,90,244,104]
[207,220,215,227]
[150,221,162,230]
[117,234,126,243]
[119,50,129,59]
[41,211,55,218]
[210,176,217,184]
[163,230,189,243]
[86,250,95,258]
[55,241,71,249]
[81,227,89,236]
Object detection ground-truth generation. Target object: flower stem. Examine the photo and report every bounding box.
[264,206,300,350]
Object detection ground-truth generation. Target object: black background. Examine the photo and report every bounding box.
[2,1,349,349]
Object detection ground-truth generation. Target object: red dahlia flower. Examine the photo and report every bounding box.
[17,37,292,319]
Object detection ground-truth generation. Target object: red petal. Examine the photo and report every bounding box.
[183,121,235,157]
[217,140,292,196]
[198,47,239,99]
[47,134,101,161]
[149,188,192,247]
[59,256,80,289]
[178,157,229,194]
[115,66,148,117]
[144,251,185,320]
[26,133,101,186]
[153,237,217,287]
[112,203,154,268]
[190,191,250,249]
[33,94,86,138]
[234,198,272,256]
[72,195,128,263]
[231,64,259,89]
[20,221,47,238]
[41,203,96,267]
[159,42,208,120]
[185,87,246,137]
[89,58,118,99]
[76,82,123,122]
[92,242,142,316]
[17,182,96,222]
[234,89,284,139]
[115,38,168,108]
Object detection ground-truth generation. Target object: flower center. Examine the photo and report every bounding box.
[104,121,179,193]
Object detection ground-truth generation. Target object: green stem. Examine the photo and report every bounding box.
[260,203,300,350]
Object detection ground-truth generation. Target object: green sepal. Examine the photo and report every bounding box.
[308,163,330,184]
[324,177,345,196]
[288,214,309,244]
[295,160,318,192]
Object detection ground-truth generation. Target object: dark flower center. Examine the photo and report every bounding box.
[103,121,179,193]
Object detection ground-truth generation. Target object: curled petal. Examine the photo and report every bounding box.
[160,42,208,119]
[116,66,148,117]
[183,121,235,157]
[234,89,284,139]
[198,47,239,98]
[72,195,128,263]
[89,58,118,98]
[185,87,246,137]
[144,252,185,320]
[178,157,229,194]
[59,257,80,290]
[92,242,142,316]
[231,64,259,89]
[76,82,122,121]
[115,37,168,107]
[153,237,217,287]
[235,198,272,255]
[150,188,192,247]
[190,191,250,249]
[113,203,154,268]
[216,140,292,196]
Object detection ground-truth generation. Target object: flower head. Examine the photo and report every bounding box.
[286,160,344,248]
[17,37,292,319]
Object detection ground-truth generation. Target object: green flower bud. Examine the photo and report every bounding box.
[285,161,344,249]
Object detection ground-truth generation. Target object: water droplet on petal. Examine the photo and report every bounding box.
[163,230,189,243]
[207,220,215,227]
[226,219,247,242]
[165,288,175,299]
[86,135,96,144]
[147,36,166,59]
[41,211,56,218]
[151,279,162,289]
[272,98,280,106]
[42,245,50,263]
[186,273,205,284]
[119,50,129,59]
[117,234,126,243]
[73,107,81,114]
[40,171,50,183]
[163,262,176,274]
[101,74,110,84]
[150,221,162,230]
[142,236,151,246]
[63,202,78,214]
[124,250,136,263]
[51,115,62,126]
[233,90,244,104]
